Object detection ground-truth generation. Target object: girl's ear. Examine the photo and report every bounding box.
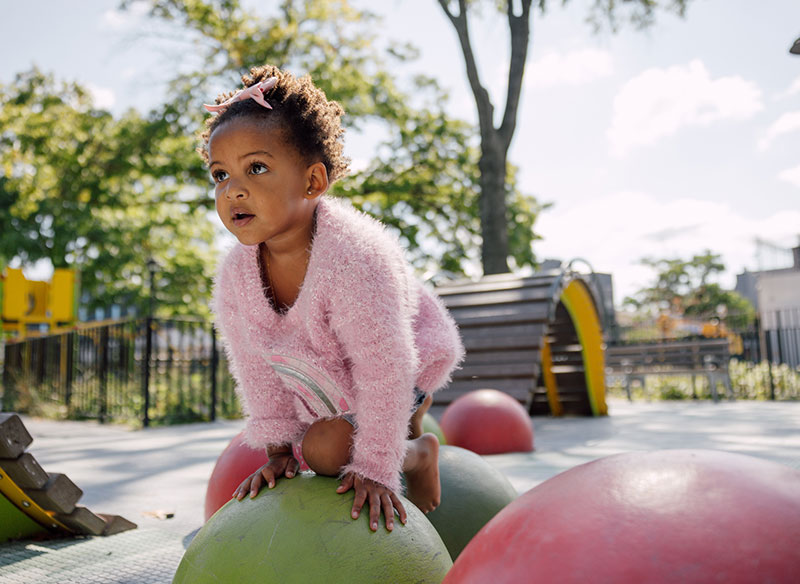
[305,162,329,199]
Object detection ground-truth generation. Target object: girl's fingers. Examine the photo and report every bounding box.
[351,480,368,520]
[368,489,381,532]
[250,471,264,496]
[234,477,251,500]
[337,473,354,493]
[285,456,299,478]
[268,466,284,488]
[390,493,407,525]
[381,493,395,531]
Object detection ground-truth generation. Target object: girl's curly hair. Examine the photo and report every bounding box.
[199,65,350,183]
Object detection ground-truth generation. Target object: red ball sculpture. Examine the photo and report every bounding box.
[204,433,312,521]
[204,432,270,521]
[444,450,800,584]
[439,389,534,455]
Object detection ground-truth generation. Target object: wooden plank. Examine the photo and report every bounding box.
[455,361,538,380]
[448,304,550,326]
[456,349,540,365]
[548,343,584,353]
[436,274,558,296]
[460,322,546,344]
[434,385,531,405]
[462,336,544,352]
[442,287,553,309]
[0,414,33,459]
[549,365,585,375]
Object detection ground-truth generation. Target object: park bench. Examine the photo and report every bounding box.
[0,412,136,542]
[604,338,733,402]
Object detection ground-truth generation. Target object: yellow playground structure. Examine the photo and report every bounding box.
[1,268,79,338]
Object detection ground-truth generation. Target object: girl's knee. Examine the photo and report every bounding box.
[302,417,353,476]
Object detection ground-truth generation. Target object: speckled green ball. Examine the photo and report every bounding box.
[422,413,447,444]
[173,473,452,584]
[425,445,518,560]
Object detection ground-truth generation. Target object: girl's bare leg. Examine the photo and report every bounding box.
[402,433,441,512]
[408,393,434,439]
[302,417,353,476]
[302,410,441,513]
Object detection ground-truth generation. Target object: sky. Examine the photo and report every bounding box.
[2,0,800,306]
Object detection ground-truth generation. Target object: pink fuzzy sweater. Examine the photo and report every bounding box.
[212,196,464,492]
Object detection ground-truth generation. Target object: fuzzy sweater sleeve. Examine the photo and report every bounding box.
[413,283,465,392]
[213,251,308,450]
[328,251,419,493]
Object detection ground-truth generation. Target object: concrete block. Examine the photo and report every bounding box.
[0,453,48,489]
[0,413,33,458]
[26,473,83,515]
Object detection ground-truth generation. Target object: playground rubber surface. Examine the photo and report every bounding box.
[1,398,798,583]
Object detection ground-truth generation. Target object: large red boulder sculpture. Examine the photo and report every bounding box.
[444,449,800,583]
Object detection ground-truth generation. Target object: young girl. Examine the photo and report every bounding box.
[202,65,464,532]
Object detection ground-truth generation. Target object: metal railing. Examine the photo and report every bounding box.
[1,318,238,426]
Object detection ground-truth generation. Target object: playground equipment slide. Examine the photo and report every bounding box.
[437,264,608,417]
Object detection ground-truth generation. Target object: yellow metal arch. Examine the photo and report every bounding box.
[540,338,563,417]
[559,279,608,416]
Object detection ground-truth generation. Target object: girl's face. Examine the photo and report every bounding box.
[208,117,320,249]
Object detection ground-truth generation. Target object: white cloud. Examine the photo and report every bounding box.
[608,60,763,157]
[101,1,149,30]
[778,164,800,188]
[776,75,800,100]
[527,48,613,89]
[534,190,800,305]
[758,111,800,151]
[86,84,116,109]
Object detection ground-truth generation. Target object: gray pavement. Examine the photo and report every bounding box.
[1,398,799,583]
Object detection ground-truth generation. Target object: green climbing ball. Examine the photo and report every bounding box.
[422,413,447,444]
[424,445,518,560]
[173,473,452,584]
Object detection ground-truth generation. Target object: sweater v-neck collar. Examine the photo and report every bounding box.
[246,199,326,321]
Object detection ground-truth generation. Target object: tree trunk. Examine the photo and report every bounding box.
[479,139,510,274]
[437,0,532,276]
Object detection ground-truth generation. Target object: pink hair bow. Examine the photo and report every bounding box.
[204,77,278,113]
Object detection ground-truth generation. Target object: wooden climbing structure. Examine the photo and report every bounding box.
[436,265,608,416]
[0,413,136,542]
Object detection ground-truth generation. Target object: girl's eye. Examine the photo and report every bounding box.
[212,170,228,183]
[250,162,268,175]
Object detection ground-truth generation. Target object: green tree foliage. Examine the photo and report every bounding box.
[0,69,216,317]
[624,250,755,329]
[131,0,544,280]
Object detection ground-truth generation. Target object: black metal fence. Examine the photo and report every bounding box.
[615,311,799,369]
[1,318,238,426]
[761,309,800,369]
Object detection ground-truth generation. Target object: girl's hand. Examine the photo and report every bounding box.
[233,451,299,500]
[336,472,408,532]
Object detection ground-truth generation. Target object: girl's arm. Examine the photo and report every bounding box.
[213,272,307,450]
[413,283,465,392]
[329,253,418,494]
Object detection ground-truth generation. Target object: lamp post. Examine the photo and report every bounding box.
[147,258,158,318]
[142,258,158,427]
